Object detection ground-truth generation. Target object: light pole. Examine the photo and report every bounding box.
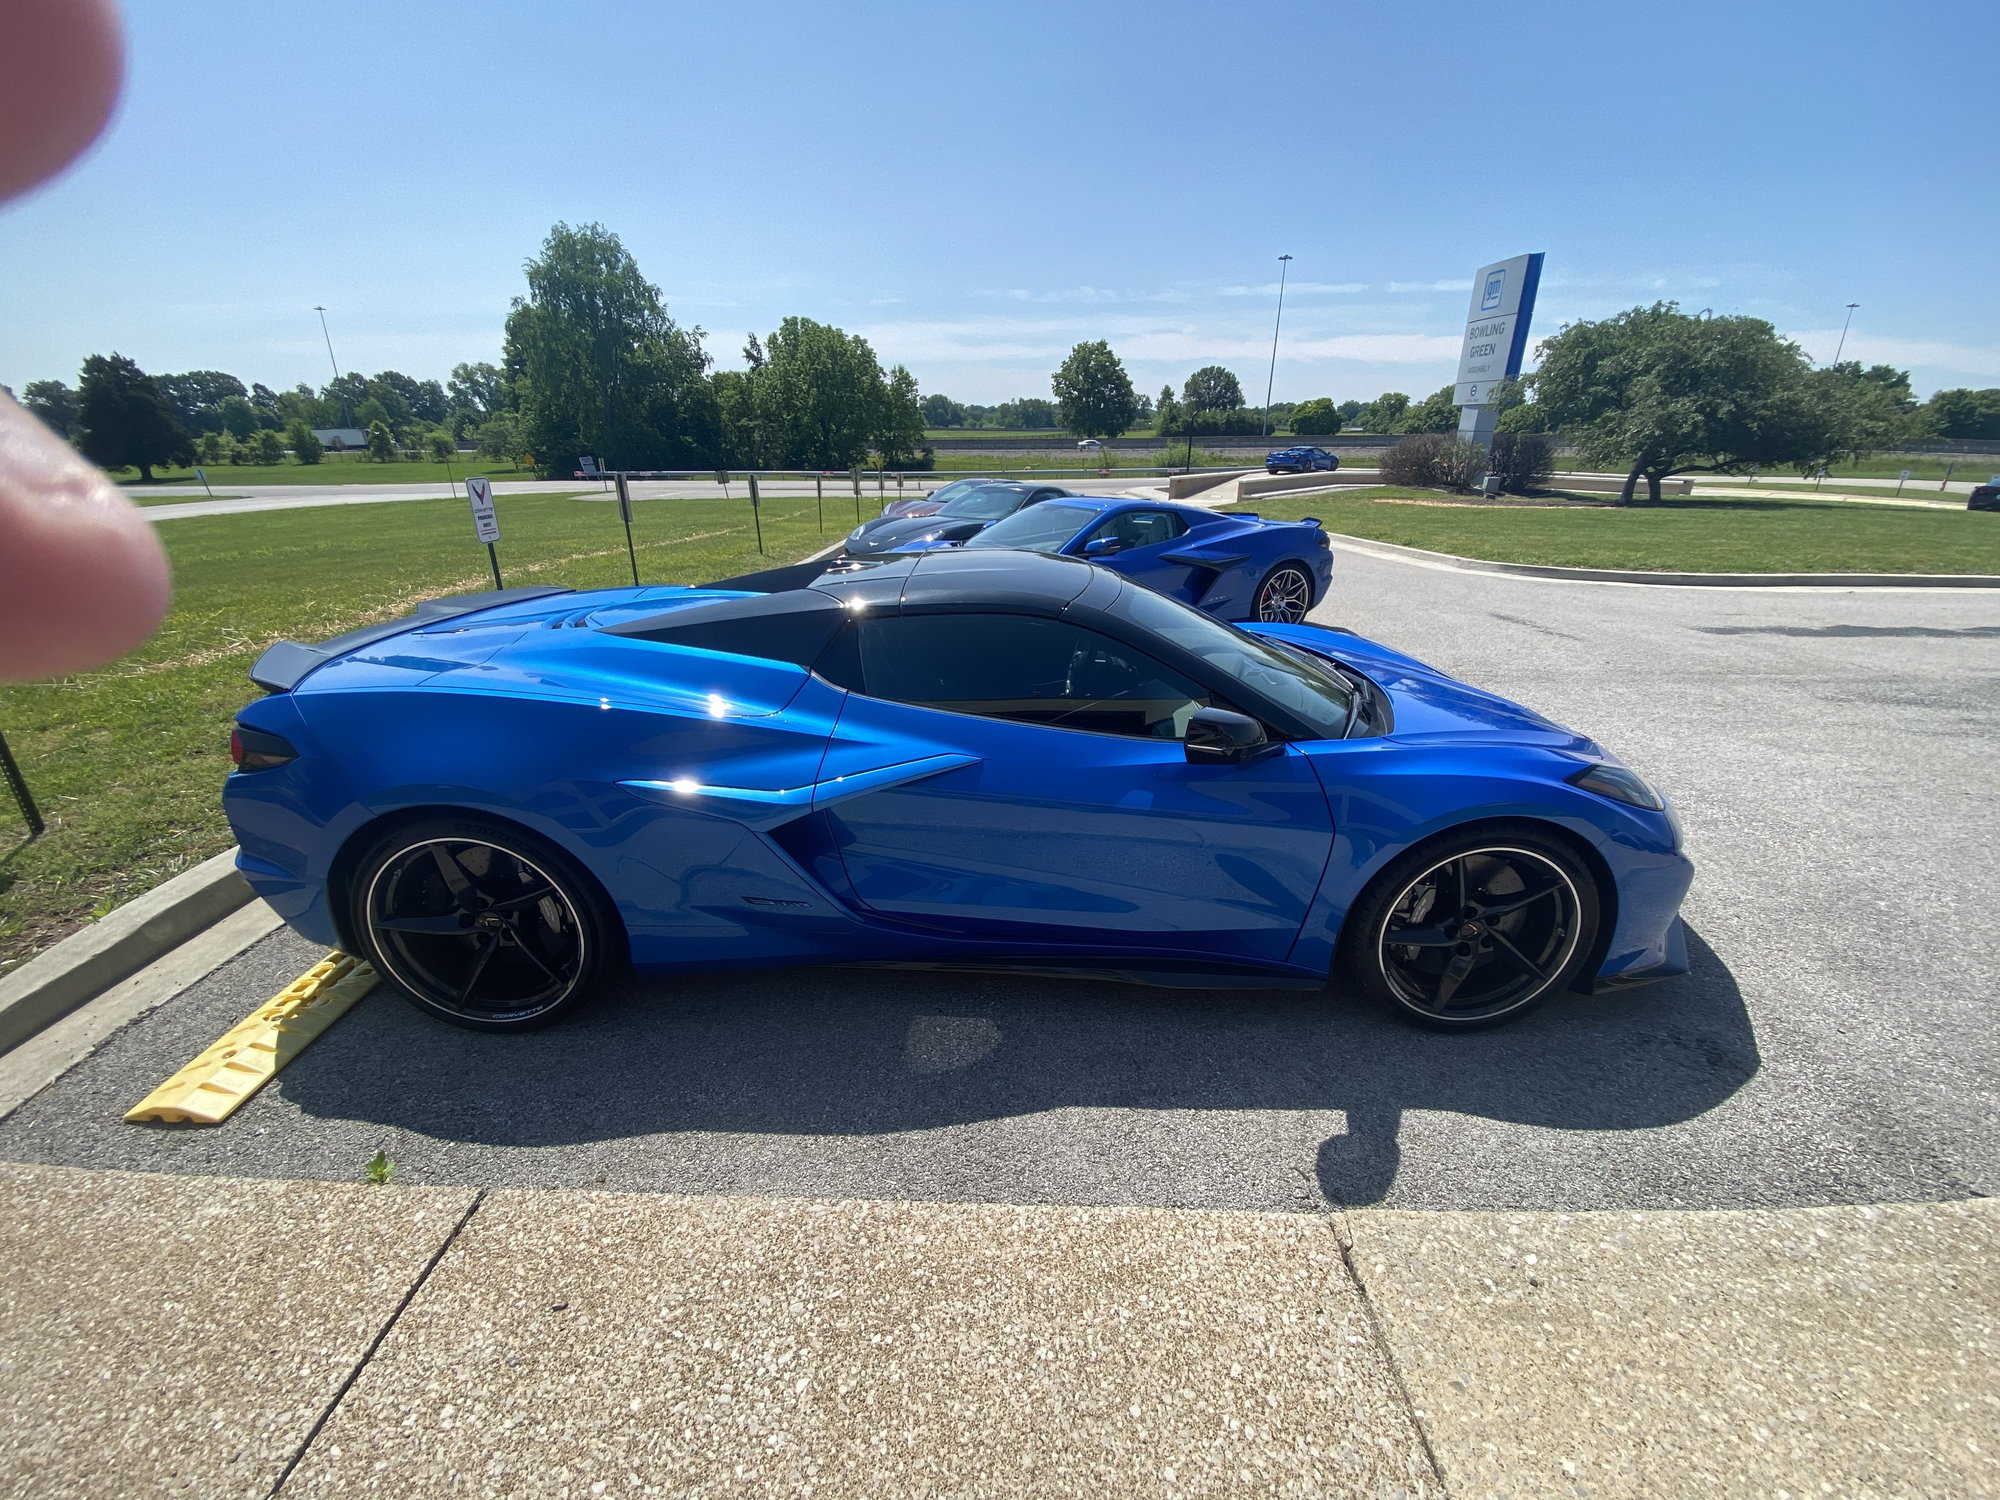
[314,306,347,426]
[1831,302,1859,368]
[1262,254,1293,438]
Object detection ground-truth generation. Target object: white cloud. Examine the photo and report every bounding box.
[1386,279,1473,293]
[1218,281,1368,297]
[1786,330,2000,381]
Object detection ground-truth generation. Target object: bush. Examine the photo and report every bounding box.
[1380,432,1486,490]
[251,428,286,465]
[286,420,323,464]
[426,428,455,461]
[366,420,394,462]
[1172,406,1274,437]
[1488,432,1556,493]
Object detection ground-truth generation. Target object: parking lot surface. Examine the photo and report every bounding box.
[1,547,1994,1213]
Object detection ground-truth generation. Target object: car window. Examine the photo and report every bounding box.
[1085,510,1188,551]
[962,502,1098,554]
[935,485,1028,521]
[1114,586,1354,738]
[850,613,1212,740]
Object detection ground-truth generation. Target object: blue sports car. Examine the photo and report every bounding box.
[910,496,1332,624]
[1265,445,1341,474]
[224,552,1692,1037]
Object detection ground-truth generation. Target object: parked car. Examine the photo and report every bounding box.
[899,496,1332,624]
[843,480,1071,557]
[1265,446,1341,474]
[1968,484,1999,512]
[868,476,996,526]
[225,552,1691,1035]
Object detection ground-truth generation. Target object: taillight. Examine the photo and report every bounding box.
[230,724,298,772]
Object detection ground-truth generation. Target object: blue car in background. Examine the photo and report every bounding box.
[906,496,1332,624]
[1266,445,1341,474]
[844,480,1072,557]
[224,551,1691,1037]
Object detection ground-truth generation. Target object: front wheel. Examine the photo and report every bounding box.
[1337,825,1601,1030]
[347,815,618,1032]
[1251,562,1315,623]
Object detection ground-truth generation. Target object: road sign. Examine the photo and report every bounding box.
[579,455,599,477]
[465,476,500,543]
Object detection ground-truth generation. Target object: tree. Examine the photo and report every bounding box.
[423,428,454,461]
[1052,341,1138,440]
[74,354,193,480]
[217,393,261,437]
[251,428,286,465]
[1353,392,1409,432]
[1289,397,1340,435]
[365,420,395,462]
[1533,301,1909,503]
[505,221,714,474]
[324,372,371,427]
[1336,399,1364,423]
[1921,387,2000,440]
[448,361,505,422]
[919,393,963,428]
[21,379,79,437]
[875,366,928,469]
[155,370,246,435]
[994,397,1058,430]
[1396,385,1459,434]
[1133,390,1154,426]
[1154,385,1180,435]
[1181,365,1244,413]
[285,418,323,464]
[475,415,524,468]
[754,316,887,469]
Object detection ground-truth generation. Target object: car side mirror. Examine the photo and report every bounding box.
[1183,706,1274,764]
[1083,536,1121,557]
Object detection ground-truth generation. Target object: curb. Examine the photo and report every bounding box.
[1327,532,2000,588]
[0,849,252,1056]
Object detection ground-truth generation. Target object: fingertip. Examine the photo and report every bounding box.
[0,0,125,204]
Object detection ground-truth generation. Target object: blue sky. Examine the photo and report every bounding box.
[3,0,1995,406]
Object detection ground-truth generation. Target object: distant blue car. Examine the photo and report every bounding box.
[226,553,1692,1040]
[898,496,1332,624]
[1266,446,1341,474]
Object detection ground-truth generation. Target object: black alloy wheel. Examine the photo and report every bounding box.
[1339,825,1600,1030]
[349,816,616,1031]
[1252,564,1315,624]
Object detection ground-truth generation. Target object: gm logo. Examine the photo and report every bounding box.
[1480,269,1506,311]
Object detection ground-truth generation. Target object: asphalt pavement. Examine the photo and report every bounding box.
[2,547,1995,1214]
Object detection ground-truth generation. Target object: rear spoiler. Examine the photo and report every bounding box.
[249,586,574,693]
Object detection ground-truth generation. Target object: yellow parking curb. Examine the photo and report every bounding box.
[123,952,378,1125]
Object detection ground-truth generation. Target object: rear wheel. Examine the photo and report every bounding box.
[1338,825,1600,1030]
[1251,563,1315,623]
[347,815,617,1032]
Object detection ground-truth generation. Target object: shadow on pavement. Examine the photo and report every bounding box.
[277,926,1757,1206]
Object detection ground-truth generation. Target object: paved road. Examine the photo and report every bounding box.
[3,548,1995,1213]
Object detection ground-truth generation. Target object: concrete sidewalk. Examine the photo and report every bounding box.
[1,1162,1992,1499]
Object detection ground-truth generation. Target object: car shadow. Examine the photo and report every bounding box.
[277,927,1757,1206]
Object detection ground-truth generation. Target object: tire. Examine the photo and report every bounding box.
[1337,823,1600,1031]
[346,814,619,1032]
[1251,562,1315,623]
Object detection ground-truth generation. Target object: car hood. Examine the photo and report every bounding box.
[846,515,991,554]
[1247,621,1599,753]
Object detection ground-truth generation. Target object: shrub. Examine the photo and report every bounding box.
[1488,432,1556,493]
[426,428,455,461]
[286,420,323,464]
[366,420,394,462]
[251,428,286,465]
[1380,432,1486,490]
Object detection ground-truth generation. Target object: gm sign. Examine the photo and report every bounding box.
[1455,252,1544,408]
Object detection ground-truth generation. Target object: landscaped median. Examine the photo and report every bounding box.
[0,490,848,975]
[1223,488,2000,576]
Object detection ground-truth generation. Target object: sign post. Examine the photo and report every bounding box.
[747,473,765,553]
[615,473,639,585]
[465,475,503,589]
[193,466,213,498]
[0,728,43,840]
[1453,252,1545,447]
[850,466,862,524]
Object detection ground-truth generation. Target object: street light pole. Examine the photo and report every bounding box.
[1262,254,1293,438]
[1831,302,1860,367]
[314,306,347,426]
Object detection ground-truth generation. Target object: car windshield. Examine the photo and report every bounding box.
[936,485,1031,521]
[962,502,1098,554]
[914,479,984,508]
[1115,585,1355,738]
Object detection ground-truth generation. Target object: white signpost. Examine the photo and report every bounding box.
[1454,252,1545,446]
[465,476,503,588]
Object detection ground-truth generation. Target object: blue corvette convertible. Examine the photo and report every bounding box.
[910,496,1333,624]
[225,551,1691,1036]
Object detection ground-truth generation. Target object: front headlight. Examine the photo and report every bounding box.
[1567,762,1665,811]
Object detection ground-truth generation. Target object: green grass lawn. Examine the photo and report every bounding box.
[118,452,534,492]
[1550,454,2000,484]
[1223,489,2000,574]
[0,490,846,971]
